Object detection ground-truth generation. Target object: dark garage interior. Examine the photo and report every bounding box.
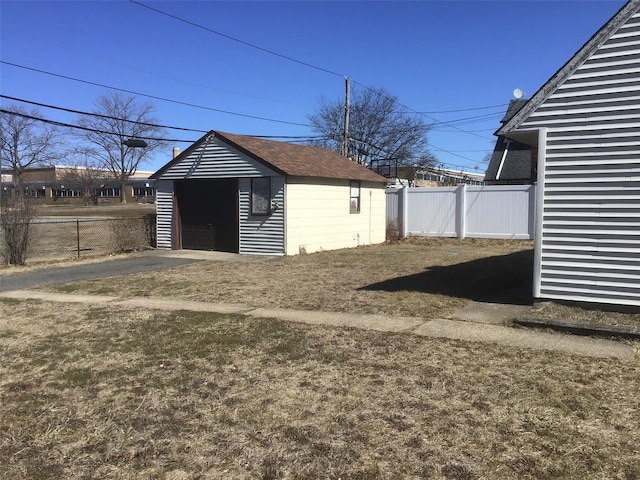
[174,179,239,252]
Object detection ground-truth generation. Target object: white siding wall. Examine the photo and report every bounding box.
[520,12,640,306]
[238,176,285,255]
[156,180,173,249]
[285,178,386,255]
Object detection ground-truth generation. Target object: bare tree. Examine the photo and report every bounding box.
[77,92,165,203]
[0,105,59,198]
[308,86,433,167]
[0,105,59,264]
[60,148,111,206]
[405,152,439,186]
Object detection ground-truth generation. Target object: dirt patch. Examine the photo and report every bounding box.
[1,300,638,479]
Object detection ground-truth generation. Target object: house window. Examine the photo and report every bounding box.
[350,181,360,214]
[251,177,271,216]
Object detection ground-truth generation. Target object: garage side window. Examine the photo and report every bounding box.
[251,177,271,216]
[350,181,360,214]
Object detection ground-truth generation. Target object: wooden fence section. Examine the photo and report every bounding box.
[386,185,536,240]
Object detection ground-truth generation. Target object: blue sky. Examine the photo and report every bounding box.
[0,0,627,174]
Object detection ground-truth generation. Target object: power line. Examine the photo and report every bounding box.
[0,67,492,168]
[129,0,345,79]
[2,107,484,173]
[0,61,311,128]
[416,103,509,114]
[1,94,209,133]
[0,100,331,145]
[0,108,197,143]
[3,28,313,109]
[127,1,497,152]
[0,62,491,165]
[430,112,503,127]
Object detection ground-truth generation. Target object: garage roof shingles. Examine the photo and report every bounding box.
[152,130,386,183]
[217,131,387,183]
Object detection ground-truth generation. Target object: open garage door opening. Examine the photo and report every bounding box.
[174,179,239,252]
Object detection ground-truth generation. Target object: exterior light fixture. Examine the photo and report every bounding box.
[123,138,148,148]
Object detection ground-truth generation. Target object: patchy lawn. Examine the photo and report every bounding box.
[41,237,640,328]
[44,238,535,321]
[1,299,639,479]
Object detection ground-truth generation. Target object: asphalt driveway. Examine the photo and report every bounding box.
[0,255,203,292]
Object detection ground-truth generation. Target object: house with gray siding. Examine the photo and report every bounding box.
[150,131,387,256]
[497,0,640,307]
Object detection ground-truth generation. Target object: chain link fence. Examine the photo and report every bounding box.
[1,215,156,264]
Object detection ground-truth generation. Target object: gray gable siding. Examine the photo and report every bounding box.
[156,180,174,250]
[161,137,278,180]
[238,177,285,255]
[154,137,285,255]
[518,11,640,306]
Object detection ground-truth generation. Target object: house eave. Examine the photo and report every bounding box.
[501,129,539,147]
[497,0,640,135]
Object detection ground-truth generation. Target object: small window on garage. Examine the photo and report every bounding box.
[350,180,360,214]
[251,177,271,216]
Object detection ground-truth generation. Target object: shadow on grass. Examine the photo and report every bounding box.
[360,249,534,305]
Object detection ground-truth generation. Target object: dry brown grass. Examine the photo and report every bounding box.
[1,299,639,479]
[535,301,640,329]
[47,238,535,321]
[41,237,640,327]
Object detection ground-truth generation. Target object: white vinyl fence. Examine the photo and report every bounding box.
[387,184,536,240]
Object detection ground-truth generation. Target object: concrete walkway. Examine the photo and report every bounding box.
[2,289,636,360]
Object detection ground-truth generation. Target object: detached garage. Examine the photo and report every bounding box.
[150,130,388,255]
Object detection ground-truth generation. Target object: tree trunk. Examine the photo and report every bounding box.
[120,179,127,203]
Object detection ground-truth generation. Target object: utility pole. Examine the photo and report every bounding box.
[342,77,350,158]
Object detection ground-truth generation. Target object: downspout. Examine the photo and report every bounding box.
[283,180,287,255]
[495,139,511,181]
[368,190,372,244]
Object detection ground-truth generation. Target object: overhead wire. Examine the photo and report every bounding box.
[1,27,312,108]
[127,1,498,165]
[415,103,509,114]
[0,61,311,127]
[1,62,495,165]
[0,108,196,143]
[0,102,330,143]
[3,0,505,171]
[2,105,487,171]
[1,94,209,133]
[129,0,345,79]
